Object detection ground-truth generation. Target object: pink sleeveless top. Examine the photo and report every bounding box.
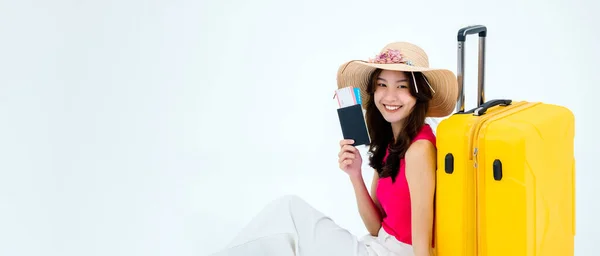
[376,124,436,246]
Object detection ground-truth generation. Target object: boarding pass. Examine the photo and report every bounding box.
[334,86,362,108]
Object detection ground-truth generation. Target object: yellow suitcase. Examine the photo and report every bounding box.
[434,25,576,256]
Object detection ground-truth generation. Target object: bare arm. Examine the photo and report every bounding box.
[338,140,384,236]
[370,171,386,219]
[349,171,384,236]
[405,140,437,256]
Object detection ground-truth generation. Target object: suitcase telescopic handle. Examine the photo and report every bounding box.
[457,25,487,41]
[456,25,487,113]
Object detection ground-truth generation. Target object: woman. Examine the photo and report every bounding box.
[208,42,458,256]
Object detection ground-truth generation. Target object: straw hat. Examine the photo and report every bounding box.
[336,42,458,117]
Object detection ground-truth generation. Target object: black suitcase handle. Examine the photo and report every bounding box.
[457,25,487,41]
[468,99,512,116]
[456,25,487,113]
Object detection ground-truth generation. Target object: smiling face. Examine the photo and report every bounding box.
[373,69,417,127]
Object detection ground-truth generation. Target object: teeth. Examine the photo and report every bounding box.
[385,105,400,110]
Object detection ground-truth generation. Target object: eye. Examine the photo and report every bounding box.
[377,83,386,87]
[399,85,408,88]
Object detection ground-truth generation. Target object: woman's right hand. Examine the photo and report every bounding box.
[338,139,362,178]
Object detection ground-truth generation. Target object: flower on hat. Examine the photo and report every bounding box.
[368,48,413,65]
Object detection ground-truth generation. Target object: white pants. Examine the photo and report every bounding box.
[208,195,415,256]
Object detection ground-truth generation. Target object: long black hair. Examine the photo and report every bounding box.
[365,69,434,183]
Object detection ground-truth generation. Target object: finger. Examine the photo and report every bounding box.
[339,139,355,147]
[341,145,359,154]
[339,159,352,169]
[342,152,355,160]
[338,152,355,163]
[338,144,356,157]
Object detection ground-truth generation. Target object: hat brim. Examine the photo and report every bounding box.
[336,60,458,117]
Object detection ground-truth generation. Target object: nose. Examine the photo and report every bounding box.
[382,88,400,102]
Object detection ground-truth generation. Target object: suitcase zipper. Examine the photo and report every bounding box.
[472,101,535,163]
[467,103,520,256]
[469,101,529,161]
[470,101,537,255]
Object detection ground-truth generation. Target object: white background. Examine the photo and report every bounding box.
[0,0,598,255]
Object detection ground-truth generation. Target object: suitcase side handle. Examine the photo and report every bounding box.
[456,25,487,113]
[471,99,512,116]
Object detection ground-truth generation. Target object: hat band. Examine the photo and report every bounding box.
[368,48,414,66]
[411,72,436,94]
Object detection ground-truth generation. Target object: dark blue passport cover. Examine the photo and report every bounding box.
[337,104,370,146]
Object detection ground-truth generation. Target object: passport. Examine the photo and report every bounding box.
[335,86,370,146]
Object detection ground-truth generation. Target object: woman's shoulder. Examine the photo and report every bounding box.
[403,124,437,163]
[405,125,437,165]
[411,124,436,146]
